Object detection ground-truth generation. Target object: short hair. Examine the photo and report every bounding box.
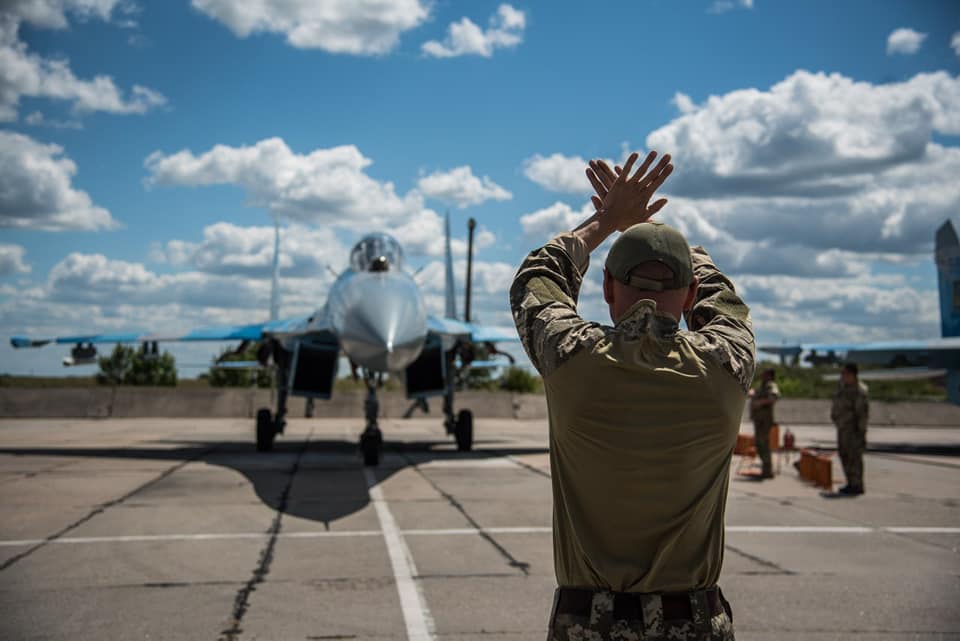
[842,362,858,376]
[763,368,776,380]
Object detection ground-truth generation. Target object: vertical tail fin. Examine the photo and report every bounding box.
[269,219,280,322]
[935,220,960,338]
[444,211,457,320]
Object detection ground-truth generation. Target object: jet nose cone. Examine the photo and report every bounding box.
[330,272,427,371]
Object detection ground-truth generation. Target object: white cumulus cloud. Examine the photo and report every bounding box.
[391,209,496,258]
[708,0,752,14]
[672,91,697,114]
[0,5,166,122]
[417,166,512,208]
[0,243,31,276]
[519,201,594,240]
[522,153,594,195]
[952,31,960,57]
[44,251,325,313]
[153,222,349,279]
[0,131,117,231]
[1,0,124,30]
[886,27,927,55]
[145,138,421,228]
[646,70,960,255]
[191,0,429,55]
[422,4,525,58]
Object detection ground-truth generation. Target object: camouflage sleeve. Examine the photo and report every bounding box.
[509,233,605,377]
[684,246,756,392]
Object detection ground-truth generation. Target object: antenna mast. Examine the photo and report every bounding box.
[464,217,476,323]
[269,219,280,321]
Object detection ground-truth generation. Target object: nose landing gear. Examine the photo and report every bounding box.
[360,372,384,466]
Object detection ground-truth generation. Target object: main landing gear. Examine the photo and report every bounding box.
[442,387,473,452]
[253,359,473,464]
[255,363,289,452]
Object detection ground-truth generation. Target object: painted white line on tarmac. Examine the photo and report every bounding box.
[0,530,384,546]
[2,525,956,548]
[403,526,551,536]
[726,526,874,533]
[364,467,436,641]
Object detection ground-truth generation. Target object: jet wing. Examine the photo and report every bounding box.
[426,315,518,343]
[759,337,960,367]
[10,314,318,349]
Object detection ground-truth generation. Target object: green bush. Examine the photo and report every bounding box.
[498,366,541,393]
[97,344,177,386]
[751,361,945,402]
[206,343,272,388]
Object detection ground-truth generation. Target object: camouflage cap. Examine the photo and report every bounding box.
[604,222,694,291]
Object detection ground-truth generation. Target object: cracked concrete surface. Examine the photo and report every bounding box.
[0,417,958,640]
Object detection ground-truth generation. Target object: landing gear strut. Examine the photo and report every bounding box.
[442,349,473,452]
[359,372,383,466]
[255,361,289,452]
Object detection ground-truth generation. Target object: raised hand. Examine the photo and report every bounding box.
[585,151,673,232]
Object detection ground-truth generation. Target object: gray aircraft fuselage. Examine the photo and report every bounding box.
[308,233,428,373]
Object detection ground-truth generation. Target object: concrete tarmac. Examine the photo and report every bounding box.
[0,417,957,641]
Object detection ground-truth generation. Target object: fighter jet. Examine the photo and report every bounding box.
[759,219,960,403]
[10,215,518,464]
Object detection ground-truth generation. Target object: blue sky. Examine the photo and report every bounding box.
[2,0,959,377]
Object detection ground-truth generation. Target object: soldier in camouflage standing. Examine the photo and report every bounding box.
[749,369,779,479]
[510,150,755,641]
[831,363,869,496]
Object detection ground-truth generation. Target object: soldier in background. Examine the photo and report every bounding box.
[830,363,869,496]
[748,369,779,479]
[511,150,754,641]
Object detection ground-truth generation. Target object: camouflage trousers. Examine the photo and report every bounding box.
[753,419,774,476]
[836,423,866,490]
[546,587,735,640]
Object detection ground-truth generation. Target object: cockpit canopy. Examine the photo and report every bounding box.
[349,233,404,272]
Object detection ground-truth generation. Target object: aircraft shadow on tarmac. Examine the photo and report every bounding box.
[0,439,550,527]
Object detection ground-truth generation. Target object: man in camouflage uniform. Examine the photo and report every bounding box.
[510,151,755,641]
[830,363,869,496]
[749,369,779,479]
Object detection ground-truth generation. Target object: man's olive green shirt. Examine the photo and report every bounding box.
[831,381,869,433]
[751,380,780,425]
[509,233,755,593]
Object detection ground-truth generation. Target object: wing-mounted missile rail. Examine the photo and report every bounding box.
[139,341,160,361]
[63,343,98,367]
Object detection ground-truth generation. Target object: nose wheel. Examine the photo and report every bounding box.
[359,371,383,466]
[360,427,383,466]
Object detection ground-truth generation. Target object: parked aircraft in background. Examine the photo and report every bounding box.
[760,220,960,404]
[11,215,518,464]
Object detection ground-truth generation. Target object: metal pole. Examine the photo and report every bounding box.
[270,219,280,321]
[465,217,476,323]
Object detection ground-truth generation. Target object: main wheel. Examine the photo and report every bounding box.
[256,408,274,452]
[360,430,382,466]
[455,409,473,452]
